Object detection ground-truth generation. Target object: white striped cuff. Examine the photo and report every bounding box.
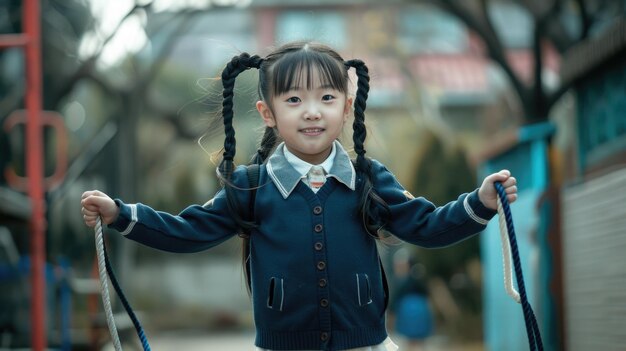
[119,204,138,236]
[463,195,489,225]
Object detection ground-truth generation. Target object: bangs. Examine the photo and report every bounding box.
[271,49,348,96]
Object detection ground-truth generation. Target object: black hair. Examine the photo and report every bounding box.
[216,41,390,290]
[217,52,264,233]
[259,41,349,103]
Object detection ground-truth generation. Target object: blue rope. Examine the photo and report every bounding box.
[102,238,152,351]
[494,182,544,351]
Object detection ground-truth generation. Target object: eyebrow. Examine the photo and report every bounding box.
[287,84,337,91]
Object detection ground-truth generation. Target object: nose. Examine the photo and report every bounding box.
[304,106,321,120]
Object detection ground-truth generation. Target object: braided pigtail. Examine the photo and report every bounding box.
[345,59,390,237]
[250,126,278,165]
[218,52,263,231]
[219,52,264,174]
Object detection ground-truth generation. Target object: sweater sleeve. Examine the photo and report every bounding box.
[107,166,251,253]
[371,160,496,248]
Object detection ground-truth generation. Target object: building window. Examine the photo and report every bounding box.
[276,11,347,49]
[398,5,467,54]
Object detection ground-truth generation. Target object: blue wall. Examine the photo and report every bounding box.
[480,122,556,350]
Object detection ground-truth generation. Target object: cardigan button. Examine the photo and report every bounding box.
[314,242,323,251]
[317,261,326,270]
[318,278,327,287]
[320,298,329,307]
[314,224,323,232]
[313,206,323,215]
[320,332,329,341]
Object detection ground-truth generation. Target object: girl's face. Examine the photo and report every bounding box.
[257,67,352,165]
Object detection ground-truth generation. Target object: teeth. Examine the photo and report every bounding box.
[302,128,323,132]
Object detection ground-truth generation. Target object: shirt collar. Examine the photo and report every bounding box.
[266,140,356,199]
[283,142,336,177]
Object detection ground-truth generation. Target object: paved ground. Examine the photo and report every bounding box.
[134,331,485,351]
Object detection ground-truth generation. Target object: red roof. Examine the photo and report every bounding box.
[410,54,489,93]
[357,46,560,98]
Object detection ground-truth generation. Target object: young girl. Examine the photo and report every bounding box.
[81,41,517,351]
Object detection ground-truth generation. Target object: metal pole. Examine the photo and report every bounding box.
[23,0,46,349]
[0,34,29,48]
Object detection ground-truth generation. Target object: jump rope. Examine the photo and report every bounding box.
[94,182,543,351]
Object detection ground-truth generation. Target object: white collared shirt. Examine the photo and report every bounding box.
[283,142,336,178]
[283,143,336,193]
[265,141,356,199]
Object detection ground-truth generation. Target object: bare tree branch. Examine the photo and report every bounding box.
[519,0,558,21]
[416,0,596,123]
[151,106,204,140]
[51,3,152,103]
[139,9,204,93]
[430,0,531,109]
[531,0,577,53]
[575,0,592,39]
[51,2,201,106]
[92,3,153,60]
[545,21,579,52]
[531,23,545,122]
[478,0,498,39]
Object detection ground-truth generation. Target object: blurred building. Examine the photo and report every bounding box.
[480,11,626,351]
[557,17,626,351]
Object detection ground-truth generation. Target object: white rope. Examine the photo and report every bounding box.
[95,217,123,351]
[497,196,521,304]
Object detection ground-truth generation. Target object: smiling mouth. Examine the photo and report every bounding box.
[300,128,325,135]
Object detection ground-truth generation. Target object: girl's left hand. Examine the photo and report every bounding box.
[478,169,517,210]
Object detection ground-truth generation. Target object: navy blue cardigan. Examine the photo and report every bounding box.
[109,159,495,350]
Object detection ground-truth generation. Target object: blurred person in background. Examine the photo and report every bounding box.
[389,249,433,351]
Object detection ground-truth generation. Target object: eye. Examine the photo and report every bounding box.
[286,96,301,104]
[322,94,335,101]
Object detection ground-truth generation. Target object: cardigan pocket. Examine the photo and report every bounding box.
[266,277,284,311]
[356,273,372,307]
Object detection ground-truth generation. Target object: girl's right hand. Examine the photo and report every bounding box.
[81,190,119,227]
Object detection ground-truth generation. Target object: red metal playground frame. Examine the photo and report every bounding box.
[0,0,47,350]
